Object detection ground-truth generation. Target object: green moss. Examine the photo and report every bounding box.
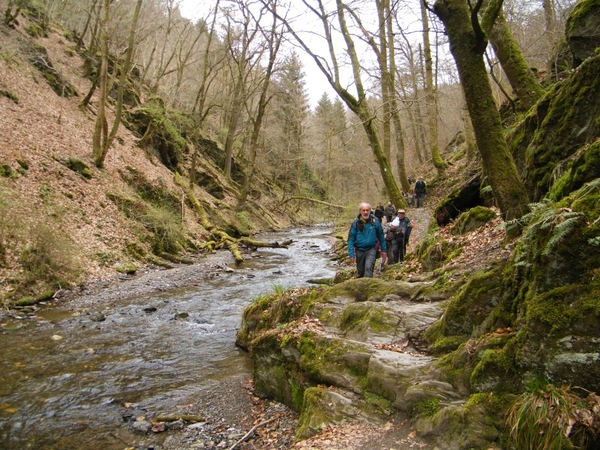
[14,289,55,306]
[418,239,459,272]
[363,391,393,415]
[525,283,599,335]
[428,335,468,355]
[25,23,47,38]
[519,54,600,200]
[124,99,189,170]
[234,211,251,236]
[297,332,370,385]
[64,158,92,179]
[0,89,18,103]
[549,141,600,201]
[450,206,497,235]
[0,164,13,178]
[428,264,504,339]
[296,387,326,439]
[339,303,391,333]
[28,44,77,98]
[289,374,305,411]
[114,262,137,275]
[470,345,519,393]
[412,397,442,418]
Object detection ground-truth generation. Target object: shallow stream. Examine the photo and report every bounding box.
[0,226,337,449]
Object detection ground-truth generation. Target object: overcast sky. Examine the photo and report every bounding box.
[177,1,343,110]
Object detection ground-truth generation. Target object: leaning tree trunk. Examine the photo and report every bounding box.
[434,0,529,223]
[482,6,546,111]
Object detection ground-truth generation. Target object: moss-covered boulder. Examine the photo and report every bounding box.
[548,140,600,201]
[450,206,497,235]
[237,279,448,415]
[414,400,503,450]
[566,0,600,67]
[427,181,600,397]
[296,387,363,439]
[27,44,78,98]
[508,54,600,200]
[124,99,189,170]
[425,261,506,348]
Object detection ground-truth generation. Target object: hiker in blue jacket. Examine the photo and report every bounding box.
[348,202,387,277]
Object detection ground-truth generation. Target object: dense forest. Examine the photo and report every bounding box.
[1,0,600,447]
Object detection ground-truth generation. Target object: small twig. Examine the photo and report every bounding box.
[228,417,277,450]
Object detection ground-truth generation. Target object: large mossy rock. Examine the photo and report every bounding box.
[566,0,600,67]
[426,181,600,396]
[296,387,363,439]
[450,206,497,235]
[236,278,453,433]
[508,53,600,201]
[414,400,503,450]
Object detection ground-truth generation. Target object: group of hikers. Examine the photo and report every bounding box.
[347,176,426,278]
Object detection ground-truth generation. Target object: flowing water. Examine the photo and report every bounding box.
[0,226,337,450]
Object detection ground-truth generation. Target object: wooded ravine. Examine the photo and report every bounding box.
[1,0,600,448]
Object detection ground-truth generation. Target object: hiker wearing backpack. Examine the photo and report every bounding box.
[390,209,413,263]
[348,202,387,278]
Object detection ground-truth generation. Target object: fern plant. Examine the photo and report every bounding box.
[509,199,587,266]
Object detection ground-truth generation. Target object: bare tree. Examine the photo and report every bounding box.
[239,0,284,203]
[92,0,142,168]
[264,0,406,208]
[482,0,546,111]
[92,0,110,167]
[221,3,265,179]
[421,0,446,174]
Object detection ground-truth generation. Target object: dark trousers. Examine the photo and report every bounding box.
[356,247,377,278]
[416,193,425,208]
[392,237,406,263]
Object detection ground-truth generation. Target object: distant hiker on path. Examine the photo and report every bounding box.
[384,201,396,223]
[348,202,387,278]
[374,202,385,222]
[415,177,427,208]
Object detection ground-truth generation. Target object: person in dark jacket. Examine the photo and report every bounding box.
[415,177,426,208]
[389,209,413,263]
[374,202,385,222]
[383,201,396,223]
[348,202,387,277]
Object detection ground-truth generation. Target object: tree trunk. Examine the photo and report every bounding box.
[434,0,529,222]
[421,0,446,175]
[92,0,110,168]
[482,5,545,111]
[384,0,409,192]
[461,93,477,160]
[269,0,405,208]
[105,0,143,151]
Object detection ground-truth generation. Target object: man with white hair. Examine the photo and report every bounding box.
[348,202,387,277]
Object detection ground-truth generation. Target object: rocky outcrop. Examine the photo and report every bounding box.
[566,0,600,67]
[236,278,459,440]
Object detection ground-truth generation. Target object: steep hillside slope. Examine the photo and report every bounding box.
[0,16,297,304]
